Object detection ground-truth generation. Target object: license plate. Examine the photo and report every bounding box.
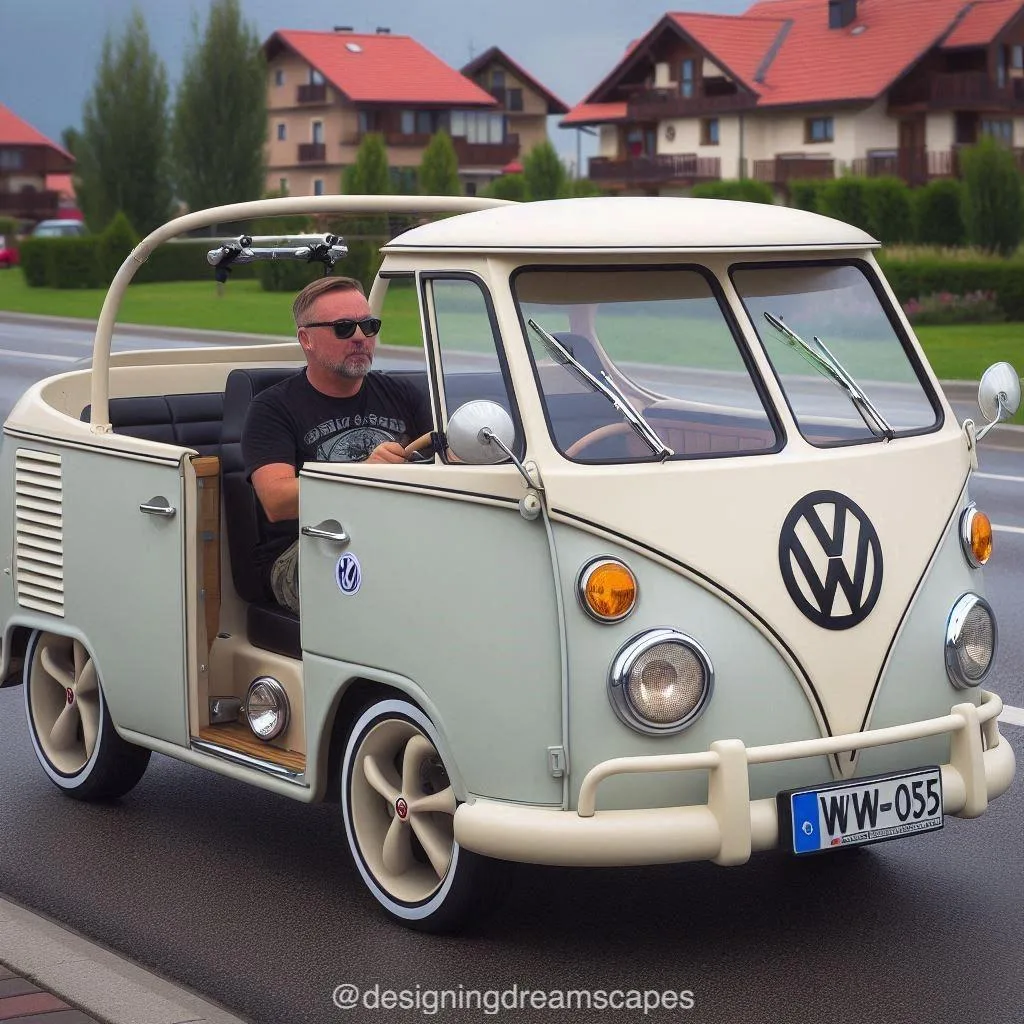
[779,767,943,855]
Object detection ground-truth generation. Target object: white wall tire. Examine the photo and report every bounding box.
[340,697,492,933]
[24,631,150,801]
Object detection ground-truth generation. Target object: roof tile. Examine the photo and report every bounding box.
[0,103,72,158]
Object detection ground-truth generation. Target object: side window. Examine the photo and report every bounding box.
[426,277,519,458]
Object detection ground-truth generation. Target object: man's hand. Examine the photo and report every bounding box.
[366,441,407,464]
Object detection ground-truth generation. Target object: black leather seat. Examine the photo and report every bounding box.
[81,392,224,456]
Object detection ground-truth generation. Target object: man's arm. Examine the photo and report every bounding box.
[251,464,299,522]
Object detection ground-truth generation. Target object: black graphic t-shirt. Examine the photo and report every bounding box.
[242,369,432,580]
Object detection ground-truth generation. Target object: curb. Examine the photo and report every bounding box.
[0,896,249,1024]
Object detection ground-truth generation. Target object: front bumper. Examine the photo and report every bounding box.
[454,693,1015,867]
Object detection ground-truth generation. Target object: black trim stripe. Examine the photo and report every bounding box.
[3,428,182,466]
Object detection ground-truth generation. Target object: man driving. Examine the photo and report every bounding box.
[242,276,432,613]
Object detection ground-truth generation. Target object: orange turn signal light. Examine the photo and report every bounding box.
[579,559,638,622]
[960,505,992,567]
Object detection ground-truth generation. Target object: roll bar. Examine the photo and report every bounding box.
[88,194,510,431]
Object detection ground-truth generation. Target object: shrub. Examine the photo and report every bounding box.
[17,239,51,286]
[47,238,103,289]
[818,177,871,232]
[0,216,18,241]
[913,180,966,247]
[902,290,1005,325]
[568,178,604,198]
[788,180,825,213]
[483,173,526,202]
[960,136,1023,255]
[343,239,386,293]
[691,179,774,203]
[864,177,913,244]
[97,210,139,284]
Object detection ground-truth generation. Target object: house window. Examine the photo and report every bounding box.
[358,111,369,135]
[401,110,415,135]
[312,120,324,144]
[0,149,23,170]
[310,68,324,86]
[274,69,284,87]
[491,69,505,88]
[276,123,286,141]
[465,181,477,196]
[702,118,720,146]
[509,88,523,111]
[806,116,834,143]
[1013,45,1024,70]
[449,110,505,144]
[416,110,435,135]
[680,59,695,99]
[313,179,325,196]
[981,118,1013,144]
[998,47,1008,87]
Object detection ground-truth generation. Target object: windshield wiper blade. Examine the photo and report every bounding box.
[526,318,673,460]
[763,312,895,440]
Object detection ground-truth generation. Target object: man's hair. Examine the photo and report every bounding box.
[292,276,366,326]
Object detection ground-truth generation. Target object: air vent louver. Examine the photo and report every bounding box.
[14,449,64,616]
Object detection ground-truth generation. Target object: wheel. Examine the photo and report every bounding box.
[23,631,151,800]
[340,697,491,932]
[565,420,636,457]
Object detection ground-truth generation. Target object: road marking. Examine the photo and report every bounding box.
[993,524,1024,535]
[975,472,1024,484]
[0,348,76,363]
[1000,705,1024,728]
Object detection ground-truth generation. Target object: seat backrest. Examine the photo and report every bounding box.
[221,367,300,603]
[81,392,224,456]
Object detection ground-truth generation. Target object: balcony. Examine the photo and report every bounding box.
[297,83,327,104]
[298,142,327,164]
[891,72,1024,111]
[752,156,835,184]
[452,135,519,166]
[627,87,756,122]
[850,152,899,178]
[383,131,435,148]
[589,153,721,186]
[0,189,60,220]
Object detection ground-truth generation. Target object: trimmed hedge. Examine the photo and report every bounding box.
[913,180,966,247]
[691,179,774,203]
[863,177,913,244]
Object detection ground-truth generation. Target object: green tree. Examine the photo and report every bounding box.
[343,133,392,195]
[818,177,871,233]
[96,210,139,283]
[73,8,173,234]
[960,136,1023,256]
[864,177,913,244]
[418,132,461,195]
[523,141,567,201]
[913,179,966,247]
[171,0,267,213]
[483,173,526,201]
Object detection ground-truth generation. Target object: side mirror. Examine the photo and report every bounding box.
[976,362,1020,439]
[446,401,515,465]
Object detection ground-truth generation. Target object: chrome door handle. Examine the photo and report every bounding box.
[140,496,176,517]
[301,520,349,544]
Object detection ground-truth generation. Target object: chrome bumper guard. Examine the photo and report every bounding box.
[453,693,1015,868]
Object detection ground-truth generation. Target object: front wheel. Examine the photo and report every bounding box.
[24,631,151,800]
[340,697,493,933]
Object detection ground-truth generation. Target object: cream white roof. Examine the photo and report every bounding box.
[384,197,878,254]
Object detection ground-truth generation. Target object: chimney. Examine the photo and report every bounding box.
[828,0,858,29]
[376,26,391,34]
[333,25,353,32]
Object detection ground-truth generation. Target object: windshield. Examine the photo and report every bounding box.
[514,267,779,463]
[731,262,941,446]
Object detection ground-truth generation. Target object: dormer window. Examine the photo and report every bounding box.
[680,59,695,98]
[309,68,324,86]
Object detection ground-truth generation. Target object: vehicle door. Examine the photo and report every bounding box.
[298,272,563,805]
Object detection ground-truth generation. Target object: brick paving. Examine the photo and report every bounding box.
[0,966,98,1023]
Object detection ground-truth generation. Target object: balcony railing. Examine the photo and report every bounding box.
[382,131,435,147]
[297,83,327,104]
[891,72,1024,110]
[452,136,520,166]
[850,153,899,178]
[589,153,721,185]
[752,156,835,184]
[627,87,756,121]
[0,189,60,219]
[298,142,327,163]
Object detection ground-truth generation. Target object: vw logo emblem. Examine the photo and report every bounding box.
[395,797,409,820]
[335,553,362,596]
[779,490,882,630]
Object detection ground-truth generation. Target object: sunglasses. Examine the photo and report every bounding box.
[302,317,382,339]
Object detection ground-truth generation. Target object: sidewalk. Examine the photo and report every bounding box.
[0,897,248,1024]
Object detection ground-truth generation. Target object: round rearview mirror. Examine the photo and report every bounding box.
[446,401,515,465]
[978,361,1021,423]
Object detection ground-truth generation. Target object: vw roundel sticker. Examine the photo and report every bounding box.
[778,490,882,630]
[336,553,362,596]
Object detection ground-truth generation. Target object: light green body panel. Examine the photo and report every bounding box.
[0,440,16,675]
[299,476,563,805]
[856,501,983,777]
[551,525,832,811]
[2,439,188,746]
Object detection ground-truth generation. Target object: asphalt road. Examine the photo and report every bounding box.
[1,315,1022,1024]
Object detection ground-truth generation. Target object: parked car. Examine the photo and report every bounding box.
[0,195,1017,932]
[30,219,87,238]
[0,235,17,268]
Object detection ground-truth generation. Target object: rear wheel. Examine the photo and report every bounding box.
[24,631,150,800]
[340,697,493,933]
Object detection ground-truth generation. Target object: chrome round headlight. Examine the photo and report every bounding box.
[945,594,996,689]
[609,629,713,735]
[245,676,290,740]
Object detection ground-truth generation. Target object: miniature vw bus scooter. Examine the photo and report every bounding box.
[0,195,1016,932]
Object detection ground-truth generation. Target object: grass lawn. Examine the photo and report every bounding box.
[2,268,1023,384]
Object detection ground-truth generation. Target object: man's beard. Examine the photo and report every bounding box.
[326,350,372,378]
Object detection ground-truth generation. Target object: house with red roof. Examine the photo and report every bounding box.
[562,0,1024,193]
[263,29,562,196]
[0,103,74,225]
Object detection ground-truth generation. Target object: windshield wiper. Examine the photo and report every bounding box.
[763,312,895,440]
[526,318,673,460]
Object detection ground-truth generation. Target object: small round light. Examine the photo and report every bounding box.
[945,594,996,689]
[960,504,992,567]
[577,558,638,622]
[245,677,290,741]
[609,629,713,734]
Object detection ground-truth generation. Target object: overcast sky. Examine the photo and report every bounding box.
[1,0,748,167]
